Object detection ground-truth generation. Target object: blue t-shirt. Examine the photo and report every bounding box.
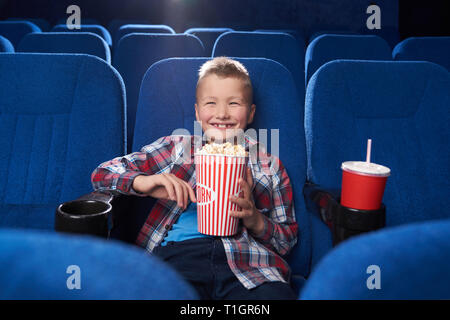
[161,202,212,246]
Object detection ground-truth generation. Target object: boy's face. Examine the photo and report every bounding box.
[195,74,256,142]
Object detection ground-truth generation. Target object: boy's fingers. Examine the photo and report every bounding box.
[178,180,188,209]
[158,176,176,201]
[184,181,197,203]
[165,174,184,208]
[182,183,188,209]
[180,180,195,208]
[229,196,251,210]
[229,210,250,218]
[246,167,253,187]
[239,178,251,198]
[240,176,254,201]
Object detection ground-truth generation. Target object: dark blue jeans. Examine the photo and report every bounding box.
[152,237,297,300]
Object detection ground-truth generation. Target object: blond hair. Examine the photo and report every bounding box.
[196,57,253,102]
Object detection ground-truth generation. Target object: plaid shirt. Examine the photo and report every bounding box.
[91,135,298,289]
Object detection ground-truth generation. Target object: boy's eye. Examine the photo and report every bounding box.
[229,102,240,106]
[205,101,216,106]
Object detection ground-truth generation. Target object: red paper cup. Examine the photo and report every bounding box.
[341,161,390,210]
[195,153,247,236]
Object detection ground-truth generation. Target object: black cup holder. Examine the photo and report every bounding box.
[55,200,111,238]
[331,198,386,245]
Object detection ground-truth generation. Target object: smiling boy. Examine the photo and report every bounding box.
[91,57,298,299]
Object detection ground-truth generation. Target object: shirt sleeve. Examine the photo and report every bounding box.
[90,136,177,196]
[249,156,298,257]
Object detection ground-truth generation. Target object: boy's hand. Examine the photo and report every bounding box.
[132,174,196,210]
[229,168,265,235]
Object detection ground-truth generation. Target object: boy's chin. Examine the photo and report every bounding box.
[204,128,245,144]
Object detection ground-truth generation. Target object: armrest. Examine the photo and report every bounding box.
[303,181,340,229]
[73,191,157,243]
[75,190,114,204]
[303,182,386,246]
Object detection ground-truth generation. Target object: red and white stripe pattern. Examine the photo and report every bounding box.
[195,153,247,236]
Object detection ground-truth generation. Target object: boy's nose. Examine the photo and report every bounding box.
[215,104,230,118]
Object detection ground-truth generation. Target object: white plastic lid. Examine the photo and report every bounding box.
[341,161,391,177]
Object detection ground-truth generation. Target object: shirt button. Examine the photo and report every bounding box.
[165,225,170,230]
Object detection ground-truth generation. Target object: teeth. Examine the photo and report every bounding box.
[214,124,233,128]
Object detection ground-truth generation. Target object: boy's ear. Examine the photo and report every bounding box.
[247,104,256,124]
[195,103,200,122]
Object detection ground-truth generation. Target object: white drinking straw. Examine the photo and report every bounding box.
[366,139,372,163]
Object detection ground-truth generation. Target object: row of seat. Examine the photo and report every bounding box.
[2,18,399,46]
[2,214,449,299]
[0,53,448,298]
[3,26,448,153]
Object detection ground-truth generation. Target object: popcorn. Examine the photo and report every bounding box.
[197,142,247,156]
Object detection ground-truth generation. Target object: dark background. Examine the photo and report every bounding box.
[0,0,448,39]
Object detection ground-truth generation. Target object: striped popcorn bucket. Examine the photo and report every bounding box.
[194,153,247,236]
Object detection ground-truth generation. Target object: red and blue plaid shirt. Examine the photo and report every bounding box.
[91,135,298,289]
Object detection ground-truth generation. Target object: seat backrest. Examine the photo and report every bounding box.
[133,57,312,276]
[0,228,198,299]
[107,19,151,44]
[0,21,41,48]
[184,27,233,56]
[359,26,400,50]
[393,37,450,71]
[300,218,450,299]
[115,24,175,45]
[305,60,450,226]
[213,31,305,95]
[0,53,125,229]
[56,17,99,26]
[308,30,357,44]
[255,29,303,43]
[305,34,392,84]
[113,34,204,152]
[51,24,112,46]
[7,18,51,32]
[0,35,14,52]
[17,32,111,64]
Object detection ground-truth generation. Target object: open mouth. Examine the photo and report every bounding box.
[210,123,236,129]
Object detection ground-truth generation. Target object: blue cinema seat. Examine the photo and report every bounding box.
[308,30,357,44]
[305,60,450,228]
[56,17,99,26]
[0,21,41,49]
[393,37,450,71]
[184,27,233,56]
[108,19,149,37]
[300,218,450,299]
[127,57,325,293]
[359,26,400,50]
[0,228,197,299]
[255,29,304,44]
[17,32,111,64]
[51,24,113,47]
[113,33,204,152]
[212,31,305,95]
[0,53,126,230]
[0,35,14,52]
[115,24,175,46]
[7,18,51,32]
[305,34,392,84]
